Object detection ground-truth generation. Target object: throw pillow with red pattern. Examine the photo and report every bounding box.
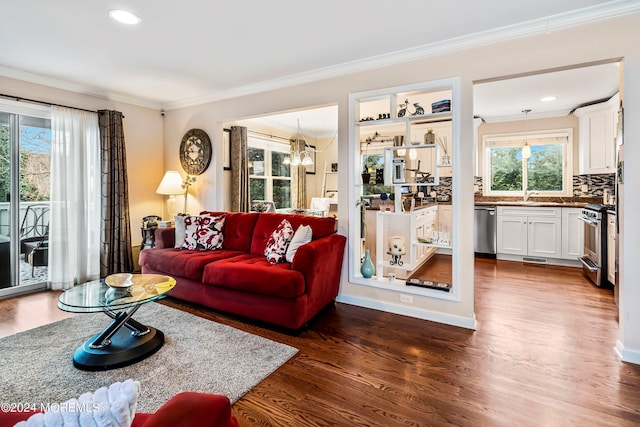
[264,219,294,264]
[196,214,225,250]
[181,215,225,250]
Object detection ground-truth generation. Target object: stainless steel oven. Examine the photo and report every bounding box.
[578,204,612,288]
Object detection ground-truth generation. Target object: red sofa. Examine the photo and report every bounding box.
[139,211,346,330]
[1,392,238,427]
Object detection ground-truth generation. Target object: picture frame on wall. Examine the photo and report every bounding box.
[306,145,316,175]
[223,128,231,170]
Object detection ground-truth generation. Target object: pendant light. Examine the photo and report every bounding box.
[522,109,531,159]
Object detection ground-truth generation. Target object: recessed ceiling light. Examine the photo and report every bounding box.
[109,9,142,25]
[540,96,557,102]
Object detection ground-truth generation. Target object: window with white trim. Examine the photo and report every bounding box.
[483,129,573,197]
[248,136,291,209]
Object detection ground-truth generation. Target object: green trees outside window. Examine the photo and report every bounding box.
[489,142,564,193]
[0,118,51,203]
[248,145,291,209]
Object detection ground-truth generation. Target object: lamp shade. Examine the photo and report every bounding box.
[156,171,184,195]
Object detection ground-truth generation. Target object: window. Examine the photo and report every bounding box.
[248,137,291,209]
[362,147,391,196]
[483,130,572,197]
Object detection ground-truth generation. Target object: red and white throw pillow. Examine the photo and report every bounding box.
[264,219,295,264]
[181,215,225,250]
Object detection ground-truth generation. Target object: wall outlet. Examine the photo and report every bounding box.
[400,294,413,304]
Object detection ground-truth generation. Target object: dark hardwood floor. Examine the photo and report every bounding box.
[2,259,640,426]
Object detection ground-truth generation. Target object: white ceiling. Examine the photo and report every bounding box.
[0,1,633,136]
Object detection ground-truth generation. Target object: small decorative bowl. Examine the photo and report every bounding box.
[105,273,133,288]
[410,140,422,145]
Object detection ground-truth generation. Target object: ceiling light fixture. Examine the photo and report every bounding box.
[540,96,557,102]
[109,9,142,25]
[283,120,314,167]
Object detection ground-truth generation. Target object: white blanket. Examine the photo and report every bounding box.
[15,379,140,427]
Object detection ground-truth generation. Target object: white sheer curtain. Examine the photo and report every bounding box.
[49,106,101,290]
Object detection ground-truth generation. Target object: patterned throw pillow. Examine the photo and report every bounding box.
[197,215,225,250]
[181,215,225,250]
[264,219,295,264]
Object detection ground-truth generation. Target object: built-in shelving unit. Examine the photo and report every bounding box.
[349,79,458,302]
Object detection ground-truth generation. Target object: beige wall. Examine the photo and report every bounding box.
[0,76,165,247]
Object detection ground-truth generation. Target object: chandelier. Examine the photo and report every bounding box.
[283,120,314,166]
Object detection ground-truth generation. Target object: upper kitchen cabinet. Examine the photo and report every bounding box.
[575,93,619,175]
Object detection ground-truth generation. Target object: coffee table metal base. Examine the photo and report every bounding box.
[73,326,164,371]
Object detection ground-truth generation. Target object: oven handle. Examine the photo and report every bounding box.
[578,216,599,226]
[578,256,598,272]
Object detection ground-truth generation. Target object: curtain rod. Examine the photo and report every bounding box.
[247,129,291,143]
[0,92,124,117]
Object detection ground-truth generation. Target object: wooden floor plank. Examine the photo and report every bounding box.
[1,259,639,426]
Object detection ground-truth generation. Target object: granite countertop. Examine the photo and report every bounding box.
[474,196,602,209]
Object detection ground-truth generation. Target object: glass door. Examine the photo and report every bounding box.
[0,104,51,297]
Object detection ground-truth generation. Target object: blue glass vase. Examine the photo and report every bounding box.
[360,249,375,279]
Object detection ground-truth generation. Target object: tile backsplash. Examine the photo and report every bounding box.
[472,174,614,197]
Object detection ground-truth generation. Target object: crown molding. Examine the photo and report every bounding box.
[2,1,638,112]
[163,0,640,110]
[0,65,163,111]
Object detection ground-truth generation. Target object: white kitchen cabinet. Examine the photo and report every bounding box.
[496,207,562,259]
[496,214,528,255]
[607,212,616,285]
[575,93,619,175]
[561,208,584,260]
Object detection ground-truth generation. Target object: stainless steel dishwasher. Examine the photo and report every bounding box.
[474,206,497,258]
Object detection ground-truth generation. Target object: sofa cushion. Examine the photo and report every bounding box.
[202,254,305,299]
[249,213,336,255]
[139,248,244,281]
[264,219,294,264]
[285,224,313,263]
[200,211,259,252]
[182,214,225,250]
[173,215,186,248]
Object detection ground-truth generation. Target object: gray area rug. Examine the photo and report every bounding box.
[0,303,297,412]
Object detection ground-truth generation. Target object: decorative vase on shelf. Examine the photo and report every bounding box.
[442,154,451,165]
[424,129,435,145]
[360,249,375,279]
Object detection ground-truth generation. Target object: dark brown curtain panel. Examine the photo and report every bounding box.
[98,110,134,276]
[230,126,249,212]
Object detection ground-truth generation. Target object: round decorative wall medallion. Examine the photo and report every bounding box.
[179,128,212,175]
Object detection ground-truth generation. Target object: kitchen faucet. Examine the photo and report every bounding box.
[524,188,539,201]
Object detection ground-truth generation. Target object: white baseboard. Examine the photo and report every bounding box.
[615,340,640,365]
[336,293,477,330]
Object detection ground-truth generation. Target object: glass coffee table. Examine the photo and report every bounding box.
[58,274,176,371]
